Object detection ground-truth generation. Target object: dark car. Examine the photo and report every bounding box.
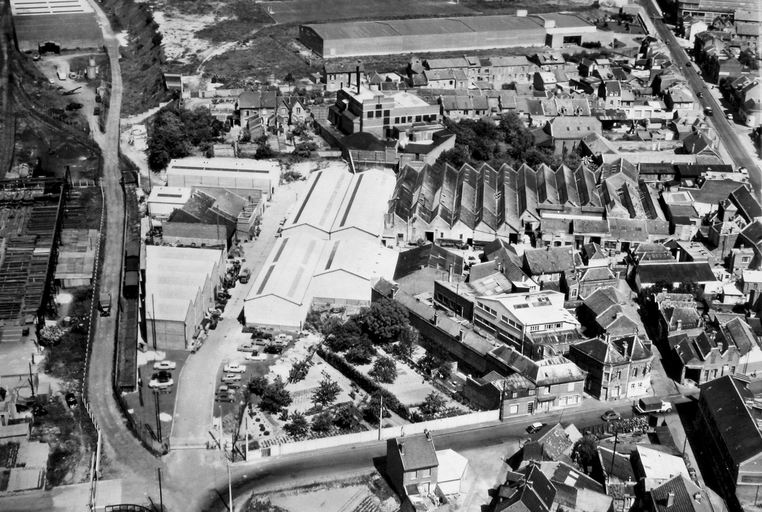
[152,371,172,382]
[65,392,78,408]
[526,422,545,434]
[65,102,83,111]
[601,410,622,421]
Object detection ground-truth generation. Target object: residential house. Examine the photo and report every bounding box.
[647,474,715,512]
[673,317,762,384]
[578,286,643,338]
[633,445,689,491]
[522,247,581,289]
[473,290,580,359]
[563,266,619,301]
[237,91,278,127]
[682,131,720,158]
[278,96,308,126]
[742,270,762,311]
[545,116,603,154]
[496,463,556,512]
[463,371,536,418]
[386,432,439,502]
[570,335,653,401]
[729,186,762,223]
[540,461,614,512]
[740,220,762,267]
[665,87,697,113]
[731,248,756,275]
[423,68,468,90]
[486,345,587,413]
[696,375,762,508]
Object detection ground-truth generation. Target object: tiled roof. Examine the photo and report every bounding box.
[396,433,438,471]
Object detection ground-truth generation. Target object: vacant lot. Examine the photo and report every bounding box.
[267,0,475,24]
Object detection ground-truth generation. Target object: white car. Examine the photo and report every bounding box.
[223,364,246,373]
[245,352,266,361]
[148,377,173,389]
[221,373,242,383]
[153,361,177,371]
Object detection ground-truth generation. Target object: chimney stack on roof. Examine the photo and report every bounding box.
[667,491,675,508]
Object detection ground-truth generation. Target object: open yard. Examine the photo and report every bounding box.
[266,0,476,24]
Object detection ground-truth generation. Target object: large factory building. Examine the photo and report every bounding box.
[11,0,103,53]
[300,12,597,58]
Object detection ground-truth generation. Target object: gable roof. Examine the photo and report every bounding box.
[699,375,762,468]
[537,424,573,461]
[649,474,712,512]
[637,262,717,284]
[524,247,579,275]
[396,433,438,471]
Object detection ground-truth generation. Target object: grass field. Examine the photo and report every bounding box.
[265,0,476,24]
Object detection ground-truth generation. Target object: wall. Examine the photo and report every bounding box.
[262,410,499,457]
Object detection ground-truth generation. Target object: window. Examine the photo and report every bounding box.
[567,382,574,392]
[731,366,736,374]
[530,325,541,332]
[419,468,431,478]
[368,111,375,118]
[742,257,751,263]
[544,386,552,394]
[528,389,536,396]
[604,372,610,381]
[632,368,638,378]
[509,404,519,414]
[616,371,622,380]
[511,392,518,399]
[394,117,399,124]
[559,396,567,405]
[383,110,390,117]
[415,115,422,122]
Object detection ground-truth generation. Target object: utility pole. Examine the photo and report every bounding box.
[157,468,164,512]
[609,430,619,477]
[378,395,383,441]
[154,391,162,444]
[227,460,234,512]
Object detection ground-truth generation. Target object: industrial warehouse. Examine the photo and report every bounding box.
[10,0,103,53]
[243,166,398,331]
[299,12,598,58]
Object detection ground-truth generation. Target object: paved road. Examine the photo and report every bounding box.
[171,183,302,448]
[196,393,696,512]
[644,5,762,201]
[83,0,165,493]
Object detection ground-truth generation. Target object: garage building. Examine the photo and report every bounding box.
[144,246,225,350]
[11,0,103,53]
[300,12,596,58]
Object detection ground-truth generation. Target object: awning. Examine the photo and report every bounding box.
[537,395,557,403]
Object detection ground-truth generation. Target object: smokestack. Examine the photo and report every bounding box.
[356,63,361,95]
[667,491,675,507]
[399,441,405,455]
[449,264,454,283]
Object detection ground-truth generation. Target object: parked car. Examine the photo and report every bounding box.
[238,343,257,352]
[601,410,622,421]
[245,351,266,361]
[526,422,544,434]
[149,373,173,389]
[221,373,242,383]
[32,53,40,61]
[265,344,284,354]
[153,361,177,371]
[215,394,235,403]
[704,106,713,116]
[224,364,246,373]
[697,92,703,98]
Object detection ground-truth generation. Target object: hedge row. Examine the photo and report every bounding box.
[317,347,410,421]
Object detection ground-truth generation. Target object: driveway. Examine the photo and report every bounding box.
[170,181,306,448]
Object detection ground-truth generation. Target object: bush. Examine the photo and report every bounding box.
[311,411,333,433]
[318,348,408,420]
[345,337,376,365]
[284,412,309,439]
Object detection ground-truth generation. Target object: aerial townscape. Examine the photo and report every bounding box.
[0,0,762,510]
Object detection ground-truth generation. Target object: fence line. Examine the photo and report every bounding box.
[242,410,499,461]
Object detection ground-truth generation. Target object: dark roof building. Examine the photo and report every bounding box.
[635,262,718,292]
[697,375,762,509]
[647,474,714,512]
[496,463,557,512]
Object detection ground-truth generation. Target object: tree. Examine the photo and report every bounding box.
[573,434,599,470]
[248,376,269,396]
[255,144,274,159]
[259,377,292,414]
[362,392,390,423]
[369,356,398,384]
[345,337,376,365]
[311,411,333,433]
[325,319,363,352]
[284,412,309,439]
[389,327,416,359]
[356,298,409,345]
[39,325,65,347]
[333,403,361,430]
[288,357,313,384]
[419,391,446,418]
[311,371,341,409]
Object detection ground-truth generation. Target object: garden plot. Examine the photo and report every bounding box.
[284,355,357,415]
